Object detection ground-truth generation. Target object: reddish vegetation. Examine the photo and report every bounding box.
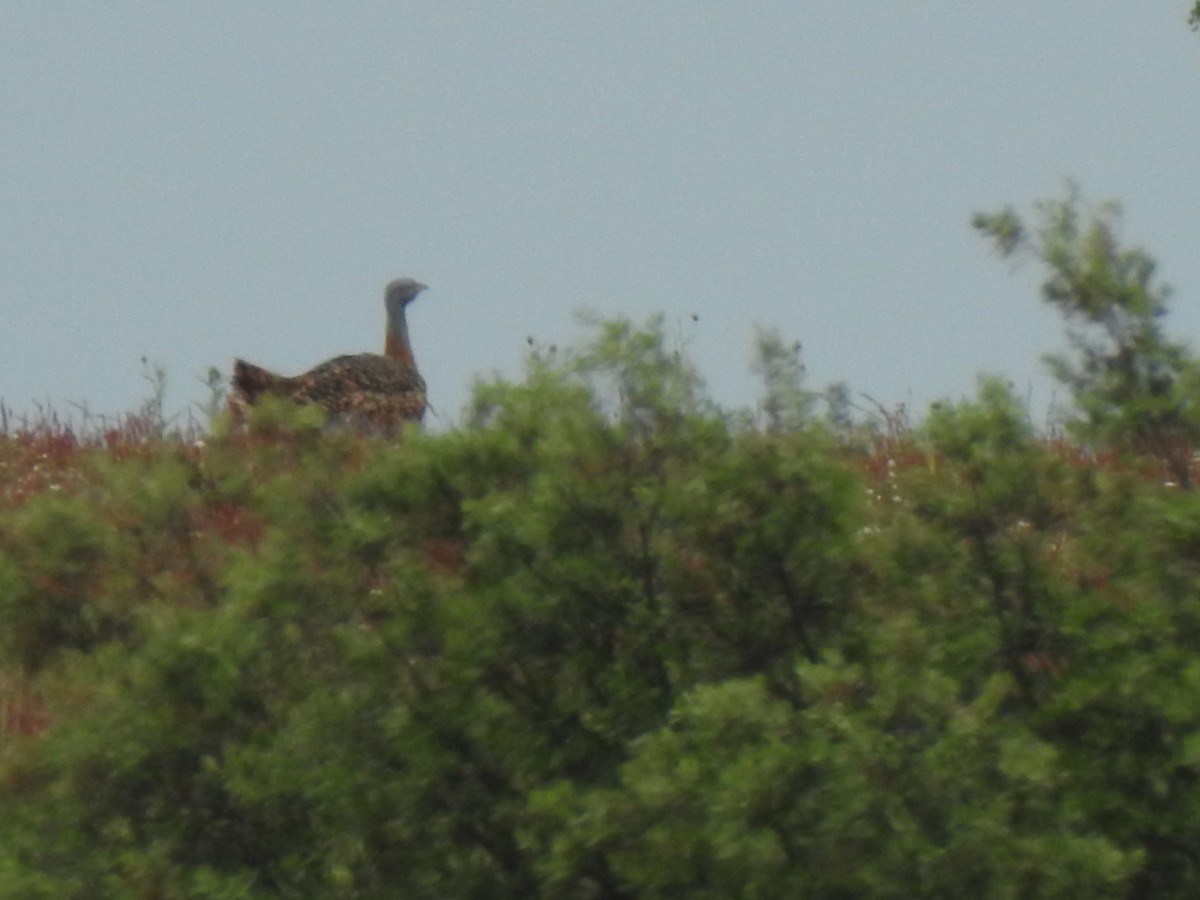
[1,677,47,739]
[421,537,467,576]
[0,401,207,510]
[0,404,225,739]
[194,499,266,547]
[0,400,458,741]
[0,432,88,508]
[0,397,1188,747]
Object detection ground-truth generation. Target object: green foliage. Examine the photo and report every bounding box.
[3,307,1200,898]
[751,327,815,432]
[537,669,1135,899]
[974,186,1200,487]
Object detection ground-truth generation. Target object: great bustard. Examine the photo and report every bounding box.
[232,278,427,429]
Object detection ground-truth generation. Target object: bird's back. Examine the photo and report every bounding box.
[294,354,427,422]
[232,354,426,428]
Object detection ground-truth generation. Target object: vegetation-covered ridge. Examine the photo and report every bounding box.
[3,192,1200,897]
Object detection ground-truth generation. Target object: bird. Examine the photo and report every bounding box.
[232,278,428,431]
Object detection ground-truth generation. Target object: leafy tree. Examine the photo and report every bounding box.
[974,186,1200,487]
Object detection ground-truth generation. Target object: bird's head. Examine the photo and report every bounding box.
[385,278,427,309]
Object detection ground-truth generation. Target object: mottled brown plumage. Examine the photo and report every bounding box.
[232,278,427,430]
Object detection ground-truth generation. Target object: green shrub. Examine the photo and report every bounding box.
[1,307,1200,897]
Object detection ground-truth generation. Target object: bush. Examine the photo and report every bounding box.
[0,311,1198,897]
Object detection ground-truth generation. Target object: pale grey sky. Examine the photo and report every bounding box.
[3,3,1198,429]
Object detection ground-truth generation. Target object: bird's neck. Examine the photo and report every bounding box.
[385,305,417,369]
